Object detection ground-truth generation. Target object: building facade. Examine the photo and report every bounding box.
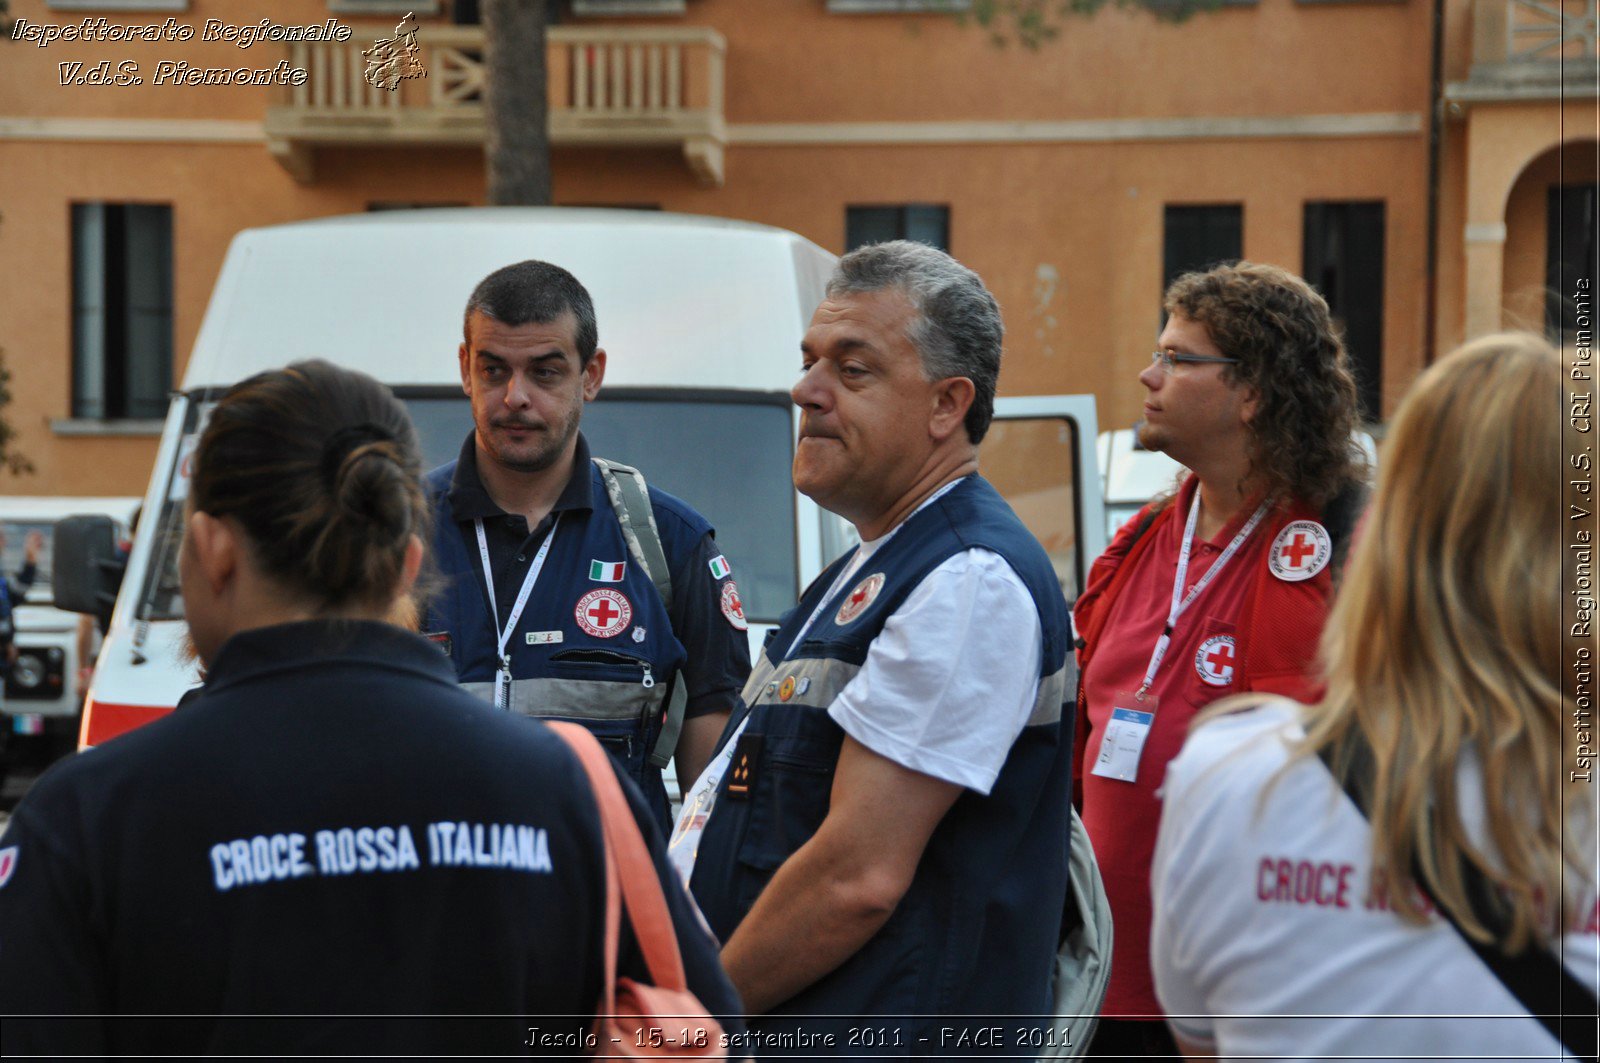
[0,0,1594,497]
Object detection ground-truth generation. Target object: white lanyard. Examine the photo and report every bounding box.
[1136,494,1271,699]
[785,477,965,659]
[474,513,561,710]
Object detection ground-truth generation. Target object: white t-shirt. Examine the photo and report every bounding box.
[827,546,1041,795]
[1151,699,1600,1061]
[669,485,1043,881]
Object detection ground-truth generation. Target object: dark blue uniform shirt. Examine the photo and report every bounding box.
[0,620,743,1057]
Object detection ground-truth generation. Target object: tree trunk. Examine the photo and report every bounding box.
[482,0,551,206]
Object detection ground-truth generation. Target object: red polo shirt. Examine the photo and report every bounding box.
[1079,476,1278,1017]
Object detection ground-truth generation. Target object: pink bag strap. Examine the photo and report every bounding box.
[550,722,691,998]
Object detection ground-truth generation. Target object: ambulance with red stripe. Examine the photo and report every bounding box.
[64,209,1105,758]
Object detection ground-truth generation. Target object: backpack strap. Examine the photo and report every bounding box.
[1316,741,1598,1062]
[592,458,688,770]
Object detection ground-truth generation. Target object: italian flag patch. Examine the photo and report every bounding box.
[708,554,731,579]
[589,560,625,582]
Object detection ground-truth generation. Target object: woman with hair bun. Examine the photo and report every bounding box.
[0,360,741,1056]
[1149,333,1598,1060]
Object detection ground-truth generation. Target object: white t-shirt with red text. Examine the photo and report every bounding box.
[1151,699,1599,1060]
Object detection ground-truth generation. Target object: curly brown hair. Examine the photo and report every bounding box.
[1165,262,1365,508]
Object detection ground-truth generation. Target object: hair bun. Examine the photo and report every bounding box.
[320,423,393,489]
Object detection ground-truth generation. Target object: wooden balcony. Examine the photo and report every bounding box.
[263,25,727,185]
[1447,0,1598,103]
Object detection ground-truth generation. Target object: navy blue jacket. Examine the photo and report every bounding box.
[0,620,743,1057]
[424,433,749,830]
[689,476,1076,1054]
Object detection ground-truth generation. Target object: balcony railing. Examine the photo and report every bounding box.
[1450,0,1598,101]
[263,25,727,185]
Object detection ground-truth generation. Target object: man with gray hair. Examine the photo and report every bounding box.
[671,241,1076,1051]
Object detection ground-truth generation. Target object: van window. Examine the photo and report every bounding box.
[978,416,1085,606]
[139,391,798,625]
[0,521,54,603]
[405,392,798,624]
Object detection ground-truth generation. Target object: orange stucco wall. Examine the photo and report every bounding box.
[0,0,1577,499]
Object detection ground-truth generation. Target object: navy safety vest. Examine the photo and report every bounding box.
[424,461,712,827]
[688,475,1076,1051]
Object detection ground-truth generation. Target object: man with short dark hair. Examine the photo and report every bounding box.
[674,241,1076,1050]
[423,260,750,831]
[1073,261,1367,1059]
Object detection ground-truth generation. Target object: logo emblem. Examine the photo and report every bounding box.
[588,560,625,583]
[362,12,427,91]
[778,676,796,701]
[708,554,731,580]
[835,573,886,626]
[1195,634,1237,687]
[1269,520,1333,582]
[575,589,632,639]
[0,846,16,889]
[632,626,647,643]
[720,580,748,631]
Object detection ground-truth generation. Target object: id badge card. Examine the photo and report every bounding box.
[1090,692,1157,783]
[667,716,751,885]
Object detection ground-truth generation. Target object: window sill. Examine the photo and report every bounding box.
[46,0,187,9]
[827,0,970,11]
[571,0,686,13]
[50,418,165,438]
[327,0,441,14]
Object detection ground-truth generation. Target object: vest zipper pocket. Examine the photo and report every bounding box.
[550,648,655,688]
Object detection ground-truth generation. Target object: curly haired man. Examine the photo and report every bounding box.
[1073,261,1368,1060]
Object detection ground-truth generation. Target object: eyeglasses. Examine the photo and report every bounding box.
[1150,350,1240,374]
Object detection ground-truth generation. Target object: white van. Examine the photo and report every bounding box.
[64,209,1105,751]
[0,497,138,778]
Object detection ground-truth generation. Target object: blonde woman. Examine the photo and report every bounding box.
[1149,333,1598,1060]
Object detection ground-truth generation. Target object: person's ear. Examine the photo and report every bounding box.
[930,376,976,443]
[1240,384,1260,426]
[399,534,424,597]
[458,342,472,398]
[582,348,607,402]
[387,535,426,631]
[187,510,238,596]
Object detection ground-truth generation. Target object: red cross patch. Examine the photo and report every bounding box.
[835,572,886,627]
[1194,634,1237,687]
[1268,520,1333,582]
[0,846,16,889]
[574,588,632,639]
[720,580,748,632]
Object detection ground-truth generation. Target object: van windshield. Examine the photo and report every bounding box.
[0,521,54,603]
[137,391,797,626]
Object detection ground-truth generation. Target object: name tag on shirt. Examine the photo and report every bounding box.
[1091,696,1157,783]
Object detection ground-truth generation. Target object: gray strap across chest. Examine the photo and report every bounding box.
[593,457,685,768]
